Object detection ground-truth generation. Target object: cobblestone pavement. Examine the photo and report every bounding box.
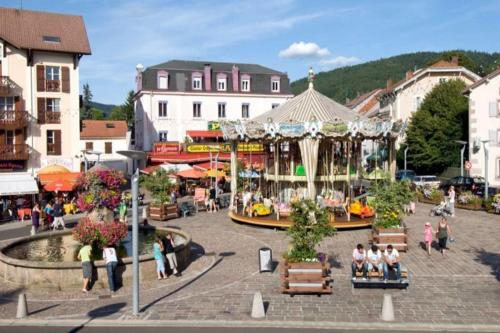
[0,203,500,326]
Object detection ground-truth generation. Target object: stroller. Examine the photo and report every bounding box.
[429,200,451,217]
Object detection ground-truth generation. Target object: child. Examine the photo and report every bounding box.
[424,222,434,256]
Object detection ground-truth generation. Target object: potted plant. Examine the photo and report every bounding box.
[371,180,413,252]
[485,194,500,214]
[456,191,483,210]
[281,199,336,295]
[141,168,177,220]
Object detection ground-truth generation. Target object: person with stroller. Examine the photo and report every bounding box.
[448,186,456,217]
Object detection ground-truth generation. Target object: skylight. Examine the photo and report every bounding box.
[42,36,61,44]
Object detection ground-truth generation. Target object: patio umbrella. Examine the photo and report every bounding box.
[206,169,225,178]
[176,168,206,179]
[44,179,75,192]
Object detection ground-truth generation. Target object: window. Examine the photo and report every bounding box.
[192,77,202,90]
[271,77,280,92]
[489,101,499,117]
[106,123,115,128]
[272,103,280,109]
[497,159,500,178]
[46,98,60,112]
[45,66,60,81]
[42,36,61,44]
[241,78,250,92]
[193,102,201,118]
[217,78,227,91]
[158,131,168,142]
[85,142,93,150]
[105,142,112,154]
[242,103,250,118]
[47,130,61,155]
[0,97,14,111]
[157,71,169,89]
[6,130,14,145]
[158,101,168,118]
[218,103,226,118]
[439,78,447,84]
[413,96,422,112]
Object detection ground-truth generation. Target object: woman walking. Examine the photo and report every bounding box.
[31,203,41,235]
[436,217,452,256]
[153,237,166,280]
[102,245,118,293]
[165,233,181,277]
[423,222,435,256]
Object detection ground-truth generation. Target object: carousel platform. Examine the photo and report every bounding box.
[228,210,373,230]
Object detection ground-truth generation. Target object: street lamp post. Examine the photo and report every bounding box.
[117,150,146,316]
[455,140,467,177]
[480,140,490,200]
[404,147,409,170]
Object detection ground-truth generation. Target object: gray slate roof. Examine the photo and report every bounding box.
[141,59,291,95]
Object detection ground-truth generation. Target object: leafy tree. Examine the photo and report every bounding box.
[81,83,93,119]
[89,108,105,120]
[140,168,174,204]
[405,79,468,174]
[109,90,135,127]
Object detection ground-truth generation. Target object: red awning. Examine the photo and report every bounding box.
[176,169,206,179]
[194,161,227,170]
[186,130,223,138]
[44,179,76,192]
[38,172,81,186]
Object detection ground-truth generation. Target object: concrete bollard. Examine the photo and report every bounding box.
[16,293,28,319]
[251,291,265,319]
[381,293,395,321]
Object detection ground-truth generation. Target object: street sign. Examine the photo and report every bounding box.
[465,160,472,171]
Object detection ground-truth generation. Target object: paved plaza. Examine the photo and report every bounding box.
[0,203,500,329]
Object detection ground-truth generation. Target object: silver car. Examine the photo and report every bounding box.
[413,175,441,189]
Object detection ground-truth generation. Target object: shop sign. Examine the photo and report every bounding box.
[208,121,221,131]
[153,142,179,154]
[279,123,304,137]
[186,143,264,153]
[0,161,25,170]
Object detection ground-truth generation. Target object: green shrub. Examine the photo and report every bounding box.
[371,180,413,228]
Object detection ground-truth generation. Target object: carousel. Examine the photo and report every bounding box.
[221,69,404,229]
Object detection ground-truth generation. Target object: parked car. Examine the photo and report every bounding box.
[439,176,489,195]
[395,170,416,181]
[413,175,441,188]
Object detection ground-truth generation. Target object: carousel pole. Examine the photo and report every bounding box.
[389,138,396,181]
[346,139,351,222]
[275,141,279,201]
[230,141,238,210]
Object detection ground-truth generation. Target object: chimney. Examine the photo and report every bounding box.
[204,64,211,91]
[135,63,144,92]
[386,79,394,90]
[232,65,239,92]
[405,70,414,80]
[451,56,459,66]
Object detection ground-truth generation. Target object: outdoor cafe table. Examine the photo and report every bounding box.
[17,208,32,221]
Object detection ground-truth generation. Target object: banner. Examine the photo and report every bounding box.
[186,143,263,153]
[208,121,221,131]
[153,142,179,154]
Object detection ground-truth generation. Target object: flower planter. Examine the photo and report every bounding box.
[280,261,332,296]
[371,226,408,252]
[149,203,178,221]
[418,197,441,205]
[455,203,483,211]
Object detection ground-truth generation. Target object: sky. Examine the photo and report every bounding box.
[1,0,499,104]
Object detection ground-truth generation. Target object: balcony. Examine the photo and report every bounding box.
[0,111,28,129]
[0,144,29,160]
[38,110,61,124]
[46,80,60,92]
[0,76,17,96]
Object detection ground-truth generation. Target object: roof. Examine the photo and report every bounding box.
[81,120,128,139]
[186,130,223,138]
[149,60,284,75]
[0,7,91,54]
[464,68,500,92]
[252,85,358,123]
[346,89,380,109]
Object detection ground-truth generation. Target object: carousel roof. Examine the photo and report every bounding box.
[253,85,357,123]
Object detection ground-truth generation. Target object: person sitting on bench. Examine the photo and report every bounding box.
[351,243,367,280]
[383,244,401,282]
[367,244,383,278]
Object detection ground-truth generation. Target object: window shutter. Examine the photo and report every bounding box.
[85,142,93,150]
[61,66,70,93]
[15,129,24,145]
[36,65,45,92]
[14,97,25,111]
[489,130,497,145]
[489,101,497,117]
[37,98,45,124]
[105,142,112,154]
[54,130,62,155]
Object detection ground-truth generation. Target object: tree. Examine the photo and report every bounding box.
[81,83,93,119]
[89,108,105,120]
[405,79,468,175]
[109,90,135,127]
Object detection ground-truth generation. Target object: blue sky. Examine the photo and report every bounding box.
[1,0,499,104]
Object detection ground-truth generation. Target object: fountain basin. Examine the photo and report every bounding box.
[0,226,191,291]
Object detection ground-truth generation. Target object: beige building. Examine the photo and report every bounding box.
[464,68,500,187]
[0,7,90,194]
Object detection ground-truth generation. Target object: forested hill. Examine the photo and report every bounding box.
[291,50,500,103]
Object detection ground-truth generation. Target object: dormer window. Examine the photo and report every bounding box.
[217,73,227,91]
[271,76,280,93]
[157,70,169,90]
[241,74,250,92]
[192,72,203,90]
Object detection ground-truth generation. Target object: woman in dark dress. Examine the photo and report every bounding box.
[32,203,41,234]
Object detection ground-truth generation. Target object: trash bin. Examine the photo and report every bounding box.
[258,247,272,273]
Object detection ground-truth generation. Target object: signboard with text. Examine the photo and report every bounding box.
[186,143,263,154]
[153,142,180,154]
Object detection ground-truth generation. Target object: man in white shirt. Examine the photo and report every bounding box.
[367,244,383,278]
[383,244,401,281]
[351,243,367,280]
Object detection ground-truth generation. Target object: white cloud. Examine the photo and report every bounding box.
[319,56,361,69]
[279,41,330,59]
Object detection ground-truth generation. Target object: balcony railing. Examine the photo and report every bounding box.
[0,76,17,96]
[46,80,60,92]
[0,144,29,160]
[0,110,28,129]
[38,110,61,124]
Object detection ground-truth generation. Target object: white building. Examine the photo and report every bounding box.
[80,120,131,175]
[464,68,500,187]
[134,60,293,151]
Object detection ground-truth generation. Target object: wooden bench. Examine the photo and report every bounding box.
[280,262,332,296]
[352,265,409,289]
[370,229,408,252]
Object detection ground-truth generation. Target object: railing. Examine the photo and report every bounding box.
[0,110,28,129]
[0,144,29,160]
[38,110,61,124]
[0,76,16,95]
[46,80,60,92]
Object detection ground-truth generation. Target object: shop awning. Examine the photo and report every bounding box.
[38,172,81,186]
[194,161,227,170]
[176,169,206,179]
[186,130,223,138]
[0,173,39,196]
[44,179,76,192]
